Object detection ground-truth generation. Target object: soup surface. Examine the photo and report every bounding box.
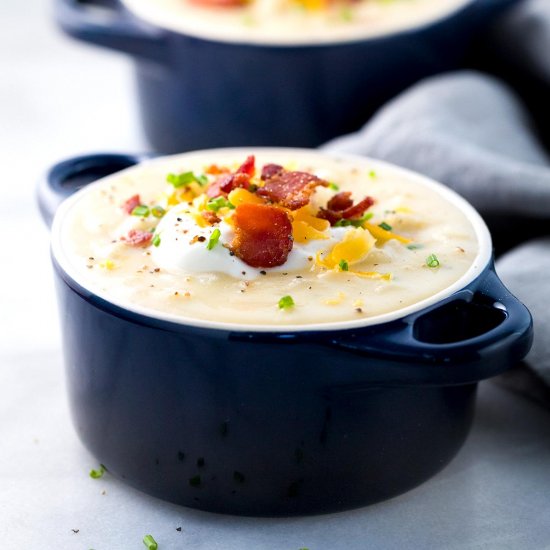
[56,150,481,327]
[121,0,471,44]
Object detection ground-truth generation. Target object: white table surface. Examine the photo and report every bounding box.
[1,1,549,549]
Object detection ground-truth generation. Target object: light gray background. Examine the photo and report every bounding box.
[1,1,549,548]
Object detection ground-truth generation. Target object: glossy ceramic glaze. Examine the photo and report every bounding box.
[53,0,520,153]
[39,152,533,516]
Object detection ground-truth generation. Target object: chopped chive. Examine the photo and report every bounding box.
[407,243,424,250]
[369,170,377,179]
[378,221,392,231]
[151,206,166,218]
[89,464,106,479]
[426,253,440,268]
[166,171,207,188]
[334,212,373,227]
[143,534,158,550]
[131,205,150,217]
[152,233,161,247]
[339,259,349,272]
[206,228,221,250]
[207,196,230,212]
[328,182,340,191]
[357,212,374,224]
[278,295,295,309]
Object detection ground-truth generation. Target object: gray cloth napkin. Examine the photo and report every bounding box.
[322,70,550,397]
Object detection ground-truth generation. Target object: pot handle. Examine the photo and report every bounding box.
[37,153,147,227]
[53,0,168,61]
[331,266,533,384]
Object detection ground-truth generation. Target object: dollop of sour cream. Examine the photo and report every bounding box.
[152,203,349,279]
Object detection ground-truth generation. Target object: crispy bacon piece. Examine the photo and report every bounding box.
[201,210,221,225]
[319,195,375,225]
[122,194,141,215]
[121,229,153,246]
[257,171,328,210]
[341,196,375,219]
[206,158,254,198]
[206,178,224,198]
[237,155,255,177]
[229,203,293,268]
[261,163,284,180]
[327,191,353,212]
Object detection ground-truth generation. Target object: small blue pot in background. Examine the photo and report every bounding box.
[38,151,533,516]
[54,0,520,153]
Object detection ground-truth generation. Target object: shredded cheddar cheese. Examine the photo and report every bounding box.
[325,292,346,305]
[362,222,411,245]
[316,227,376,269]
[228,188,264,206]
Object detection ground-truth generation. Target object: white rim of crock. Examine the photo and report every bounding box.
[51,147,492,333]
[120,0,475,47]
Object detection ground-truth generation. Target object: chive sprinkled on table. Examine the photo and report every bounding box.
[143,534,158,550]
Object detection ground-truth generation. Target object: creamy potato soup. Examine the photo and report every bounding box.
[55,150,483,328]
[121,0,471,45]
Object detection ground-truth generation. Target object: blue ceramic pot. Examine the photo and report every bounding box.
[39,151,532,516]
[54,0,520,153]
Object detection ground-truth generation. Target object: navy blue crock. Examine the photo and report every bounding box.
[39,152,533,516]
[53,0,521,153]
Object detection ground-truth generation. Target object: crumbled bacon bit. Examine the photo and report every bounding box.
[319,195,375,225]
[236,155,255,177]
[341,196,375,219]
[257,170,328,210]
[327,192,353,212]
[121,229,153,246]
[207,170,252,198]
[202,210,221,225]
[229,203,293,268]
[261,163,284,180]
[122,194,141,214]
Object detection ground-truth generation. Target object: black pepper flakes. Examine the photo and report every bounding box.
[197,236,206,242]
[260,270,267,276]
